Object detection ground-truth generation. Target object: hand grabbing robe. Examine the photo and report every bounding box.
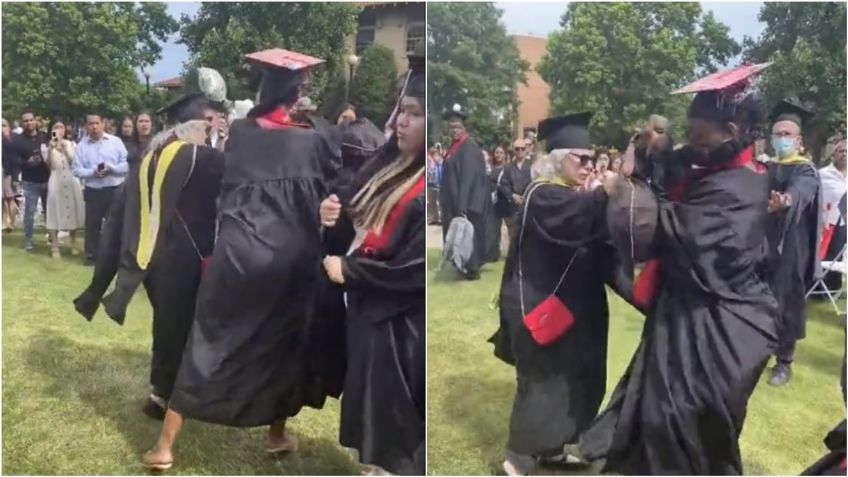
[580,148,779,475]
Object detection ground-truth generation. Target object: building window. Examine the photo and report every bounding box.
[356,8,377,54]
[406,23,425,54]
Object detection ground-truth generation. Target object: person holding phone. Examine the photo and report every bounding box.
[45,121,84,258]
[72,113,128,265]
[17,111,50,251]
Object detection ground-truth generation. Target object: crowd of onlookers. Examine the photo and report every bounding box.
[1,106,229,261]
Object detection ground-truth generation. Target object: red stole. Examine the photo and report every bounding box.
[256,107,310,130]
[357,175,425,256]
[445,133,468,160]
[633,146,757,308]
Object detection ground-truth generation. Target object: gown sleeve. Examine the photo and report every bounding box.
[526,185,608,248]
[341,197,425,293]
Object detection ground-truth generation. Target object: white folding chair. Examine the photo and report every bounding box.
[806,241,847,315]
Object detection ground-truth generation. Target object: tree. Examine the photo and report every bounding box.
[178,2,361,112]
[427,2,528,148]
[538,2,740,148]
[349,44,398,127]
[1,2,178,124]
[743,2,846,162]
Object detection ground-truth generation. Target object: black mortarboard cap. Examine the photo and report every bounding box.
[770,99,814,127]
[538,112,592,152]
[341,118,386,154]
[156,92,208,125]
[442,104,468,121]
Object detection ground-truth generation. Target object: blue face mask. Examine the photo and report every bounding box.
[772,136,798,158]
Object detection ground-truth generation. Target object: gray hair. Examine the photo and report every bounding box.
[145,119,208,156]
[531,149,569,181]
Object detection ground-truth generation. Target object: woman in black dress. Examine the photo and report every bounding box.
[320,47,426,475]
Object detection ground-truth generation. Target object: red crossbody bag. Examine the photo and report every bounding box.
[518,182,579,346]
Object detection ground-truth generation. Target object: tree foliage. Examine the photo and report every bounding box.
[349,44,398,127]
[743,2,846,160]
[178,2,361,111]
[1,2,178,123]
[427,2,528,147]
[538,2,740,148]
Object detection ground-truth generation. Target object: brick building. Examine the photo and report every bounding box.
[511,34,550,140]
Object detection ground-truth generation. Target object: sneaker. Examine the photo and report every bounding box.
[24,241,33,252]
[503,459,529,476]
[768,363,792,387]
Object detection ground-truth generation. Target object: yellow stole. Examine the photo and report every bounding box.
[535,176,578,189]
[777,153,813,166]
[136,140,186,270]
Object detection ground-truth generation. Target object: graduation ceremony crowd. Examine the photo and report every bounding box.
[432,63,847,476]
[5,45,425,476]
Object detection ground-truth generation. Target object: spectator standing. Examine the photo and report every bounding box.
[2,118,25,232]
[45,121,85,258]
[17,111,50,251]
[72,113,128,265]
[126,111,155,168]
[818,137,847,291]
[427,146,444,225]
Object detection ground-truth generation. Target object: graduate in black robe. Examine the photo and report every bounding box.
[440,105,491,279]
[489,113,618,476]
[763,100,822,387]
[484,144,510,262]
[320,47,425,475]
[72,92,225,420]
[142,48,344,471]
[579,65,779,475]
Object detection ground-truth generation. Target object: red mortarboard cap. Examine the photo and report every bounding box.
[244,48,325,71]
[671,63,771,95]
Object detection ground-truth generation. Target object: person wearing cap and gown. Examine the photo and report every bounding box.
[579,64,779,475]
[319,46,426,475]
[440,106,491,279]
[72,92,225,419]
[489,113,622,476]
[763,100,822,387]
[142,48,344,470]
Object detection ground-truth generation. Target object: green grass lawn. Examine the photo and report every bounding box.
[2,230,358,475]
[426,249,846,475]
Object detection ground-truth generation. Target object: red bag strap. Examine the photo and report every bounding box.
[518,181,578,317]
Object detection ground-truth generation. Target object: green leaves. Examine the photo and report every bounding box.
[349,44,398,127]
[539,2,739,148]
[1,2,178,123]
[427,2,528,148]
[178,2,361,109]
[744,2,846,160]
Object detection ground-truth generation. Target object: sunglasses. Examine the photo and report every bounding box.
[514,147,525,151]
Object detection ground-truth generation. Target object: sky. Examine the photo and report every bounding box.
[149,1,767,82]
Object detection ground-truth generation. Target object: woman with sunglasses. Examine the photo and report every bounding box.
[490,112,619,476]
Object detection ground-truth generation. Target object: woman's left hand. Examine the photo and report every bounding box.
[323,255,345,284]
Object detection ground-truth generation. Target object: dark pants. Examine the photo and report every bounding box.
[22,181,48,245]
[83,186,118,261]
[427,185,441,224]
[776,337,797,365]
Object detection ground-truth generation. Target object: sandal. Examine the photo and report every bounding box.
[265,431,299,454]
[142,450,173,471]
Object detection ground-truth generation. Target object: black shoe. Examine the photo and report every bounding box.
[768,363,792,387]
[142,396,167,420]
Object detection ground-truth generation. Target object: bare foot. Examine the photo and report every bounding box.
[265,430,298,454]
[142,446,173,470]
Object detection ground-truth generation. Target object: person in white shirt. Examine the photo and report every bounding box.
[818,137,847,290]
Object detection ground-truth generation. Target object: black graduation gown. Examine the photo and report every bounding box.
[765,161,822,348]
[579,166,779,475]
[333,181,426,475]
[440,136,491,277]
[504,159,533,199]
[167,118,345,427]
[74,141,224,399]
[489,182,613,456]
[483,165,510,263]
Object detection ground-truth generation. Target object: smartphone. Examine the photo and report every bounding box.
[97,163,105,172]
[52,131,58,140]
